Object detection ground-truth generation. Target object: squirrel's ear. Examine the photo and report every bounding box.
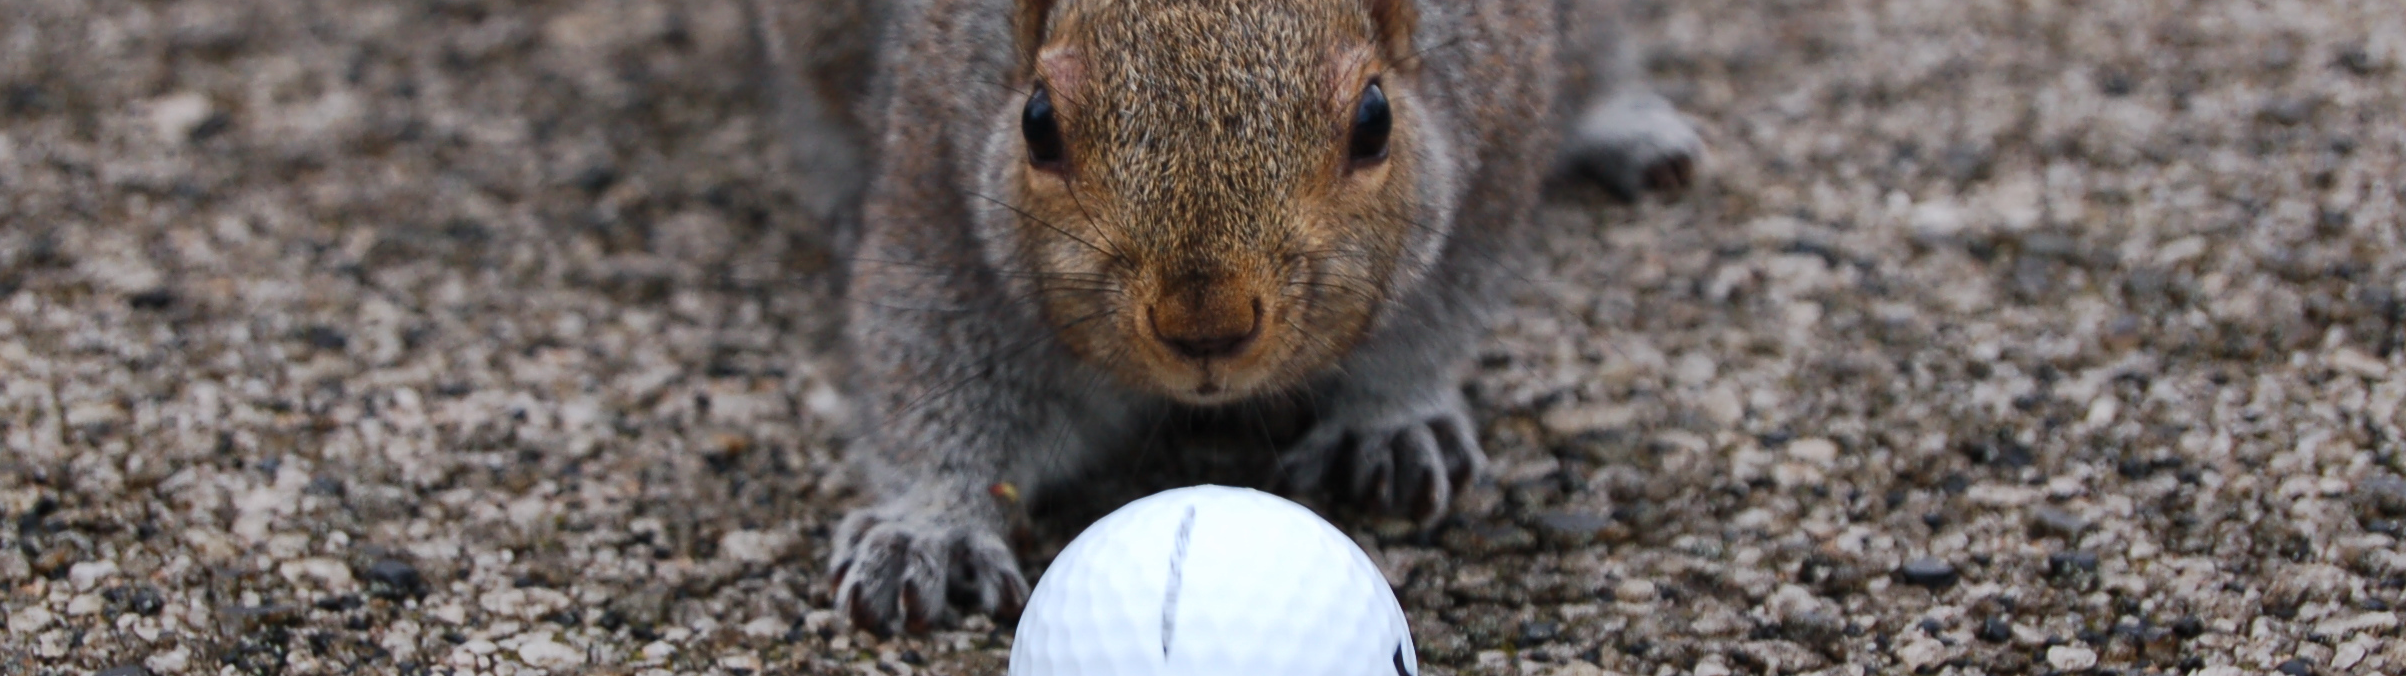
[1364,0,1417,66]
[1015,0,1060,72]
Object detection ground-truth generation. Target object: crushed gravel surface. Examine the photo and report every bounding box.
[3,0,2403,674]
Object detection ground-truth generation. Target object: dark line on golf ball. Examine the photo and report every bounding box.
[1161,504,1197,658]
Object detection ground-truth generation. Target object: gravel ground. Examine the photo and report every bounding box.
[3,0,2403,674]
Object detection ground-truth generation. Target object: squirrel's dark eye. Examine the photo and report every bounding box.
[1024,86,1066,169]
[1348,82,1390,164]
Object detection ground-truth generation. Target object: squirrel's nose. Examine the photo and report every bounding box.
[1149,296,1263,360]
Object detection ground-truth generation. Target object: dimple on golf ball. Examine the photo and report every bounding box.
[1009,485,1417,676]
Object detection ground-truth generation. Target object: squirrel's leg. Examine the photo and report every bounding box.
[1277,293,1492,526]
[829,264,1137,635]
[1553,0,1703,201]
[753,0,879,257]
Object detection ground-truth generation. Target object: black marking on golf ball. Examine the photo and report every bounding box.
[1161,504,1197,658]
[1393,643,1413,675]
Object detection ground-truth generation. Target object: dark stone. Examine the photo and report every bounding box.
[304,476,345,497]
[227,620,293,673]
[1978,617,2012,643]
[313,594,362,612]
[302,325,349,350]
[1898,558,1958,588]
[2336,44,2379,76]
[96,666,150,676]
[2356,475,2406,518]
[1940,474,1969,494]
[2276,657,2315,676]
[574,165,619,194]
[2046,549,2101,592]
[899,649,925,665]
[2047,550,2099,577]
[364,558,427,600]
[2029,507,2091,538]
[2116,456,2153,479]
[2265,594,2302,620]
[128,289,176,310]
[1530,510,1611,548]
[127,586,165,616]
[4,83,49,115]
[187,113,231,143]
[2095,69,2136,96]
[1959,436,2034,467]
[1518,620,1560,645]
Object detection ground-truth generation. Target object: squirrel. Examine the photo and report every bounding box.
[757,0,1702,635]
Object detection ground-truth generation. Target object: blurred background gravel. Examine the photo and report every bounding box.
[1,0,2401,674]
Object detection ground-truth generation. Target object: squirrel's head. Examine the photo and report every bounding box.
[981,0,1456,405]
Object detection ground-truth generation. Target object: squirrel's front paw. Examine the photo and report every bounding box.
[1566,90,1703,201]
[1277,389,1489,525]
[829,502,1027,636]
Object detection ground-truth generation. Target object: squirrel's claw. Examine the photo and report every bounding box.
[830,504,1028,636]
[1279,391,1489,526]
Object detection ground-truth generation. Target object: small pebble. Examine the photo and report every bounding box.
[70,560,122,590]
[1614,579,1659,603]
[303,325,349,350]
[2332,641,2367,670]
[1518,620,1560,644]
[2275,657,2314,676]
[1978,617,2011,643]
[2047,550,2099,576]
[127,289,176,310]
[1531,510,1612,547]
[2356,475,2406,518]
[2046,644,2098,671]
[1898,558,1958,588]
[2260,97,2313,126]
[365,559,426,600]
[127,587,165,616]
[1785,438,1840,466]
[2029,507,2090,537]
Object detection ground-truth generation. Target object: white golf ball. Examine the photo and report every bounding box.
[1010,485,1418,676]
